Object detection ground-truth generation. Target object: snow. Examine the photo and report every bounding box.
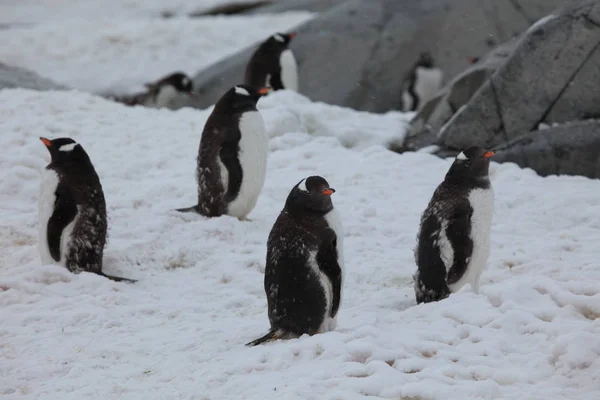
[0,12,314,95]
[2,88,600,399]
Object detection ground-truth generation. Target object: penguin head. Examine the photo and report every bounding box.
[446,146,495,183]
[40,137,91,166]
[417,52,434,68]
[263,32,296,50]
[146,72,195,96]
[285,175,336,214]
[219,85,270,112]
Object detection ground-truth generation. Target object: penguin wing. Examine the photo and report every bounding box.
[445,205,474,285]
[218,125,243,201]
[47,182,78,262]
[317,227,342,318]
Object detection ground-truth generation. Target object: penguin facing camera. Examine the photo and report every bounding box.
[413,147,495,304]
[247,176,344,346]
[245,32,298,92]
[401,52,443,112]
[177,84,270,221]
[109,72,195,109]
[38,137,135,283]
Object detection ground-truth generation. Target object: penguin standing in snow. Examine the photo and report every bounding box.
[38,137,135,283]
[401,52,443,112]
[413,147,495,304]
[244,32,298,92]
[247,176,344,346]
[109,72,195,109]
[177,85,270,220]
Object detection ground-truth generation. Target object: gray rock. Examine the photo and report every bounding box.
[187,0,566,112]
[243,0,347,14]
[438,0,600,150]
[0,62,67,91]
[492,120,600,178]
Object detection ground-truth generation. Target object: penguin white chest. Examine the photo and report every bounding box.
[449,187,494,292]
[307,250,335,334]
[324,208,344,273]
[279,49,298,92]
[413,67,443,111]
[151,85,179,109]
[225,111,268,219]
[38,169,59,265]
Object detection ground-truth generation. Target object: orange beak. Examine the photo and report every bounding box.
[288,32,297,39]
[40,137,51,147]
[257,87,270,95]
[468,57,479,64]
[483,150,495,158]
[322,188,335,196]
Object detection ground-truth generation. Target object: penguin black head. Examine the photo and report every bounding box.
[218,84,270,112]
[445,146,495,184]
[285,175,336,214]
[40,137,92,166]
[147,72,195,96]
[417,52,435,68]
[262,32,296,50]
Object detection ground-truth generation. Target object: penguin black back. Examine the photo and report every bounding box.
[245,32,297,91]
[247,176,343,346]
[414,146,494,303]
[38,137,135,283]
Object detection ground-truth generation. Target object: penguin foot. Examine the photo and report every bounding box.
[237,216,253,222]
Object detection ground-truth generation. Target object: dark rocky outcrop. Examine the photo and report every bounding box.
[186,0,567,112]
[493,120,600,178]
[0,62,67,92]
[243,0,347,14]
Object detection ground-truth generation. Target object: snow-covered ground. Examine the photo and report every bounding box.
[0,12,314,95]
[1,88,600,400]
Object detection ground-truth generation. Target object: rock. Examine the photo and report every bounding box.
[492,120,600,178]
[437,0,600,150]
[188,1,274,17]
[402,37,520,152]
[0,62,67,91]
[243,0,347,14]
[187,0,566,113]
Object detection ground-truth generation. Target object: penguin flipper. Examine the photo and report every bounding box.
[98,271,137,283]
[245,329,283,346]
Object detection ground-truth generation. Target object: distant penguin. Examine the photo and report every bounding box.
[177,84,270,220]
[245,32,298,92]
[247,176,344,346]
[110,72,195,109]
[413,147,495,304]
[38,137,135,283]
[401,52,443,112]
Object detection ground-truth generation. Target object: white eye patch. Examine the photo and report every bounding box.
[59,143,77,152]
[297,178,308,192]
[273,34,284,42]
[456,151,468,161]
[234,86,250,96]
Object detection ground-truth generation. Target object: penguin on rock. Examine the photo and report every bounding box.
[400,52,443,112]
[177,84,270,221]
[246,176,344,346]
[244,32,298,92]
[109,72,195,109]
[413,147,495,304]
[38,137,135,282]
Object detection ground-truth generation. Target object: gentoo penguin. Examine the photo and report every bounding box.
[177,84,270,220]
[246,176,344,346]
[110,72,195,109]
[38,137,135,283]
[413,147,495,304]
[401,52,443,112]
[244,32,298,92]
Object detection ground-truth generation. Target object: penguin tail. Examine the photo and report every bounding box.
[99,272,137,283]
[175,205,199,213]
[245,329,284,347]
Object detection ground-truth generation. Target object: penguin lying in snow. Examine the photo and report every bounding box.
[247,176,344,346]
[109,72,195,109]
[401,52,443,112]
[413,147,495,304]
[245,32,298,92]
[177,85,270,221]
[38,137,135,283]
